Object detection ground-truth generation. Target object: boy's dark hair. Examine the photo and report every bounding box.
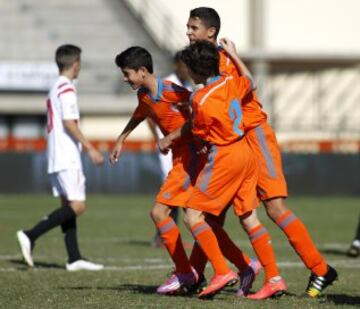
[55,44,81,72]
[115,46,153,73]
[180,40,219,78]
[190,7,221,38]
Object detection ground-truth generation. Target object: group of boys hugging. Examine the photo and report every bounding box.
[16,6,338,301]
[109,7,338,300]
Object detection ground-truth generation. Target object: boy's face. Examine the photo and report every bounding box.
[186,17,216,43]
[121,67,145,90]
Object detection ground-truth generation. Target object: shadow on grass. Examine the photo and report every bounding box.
[321,248,348,256]
[59,284,157,294]
[325,294,360,306]
[10,259,63,269]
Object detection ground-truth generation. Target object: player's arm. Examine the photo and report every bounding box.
[109,115,144,164]
[147,118,160,142]
[63,120,104,165]
[158,121,192,154]
[60,89,103,165]
[219,37,256,91]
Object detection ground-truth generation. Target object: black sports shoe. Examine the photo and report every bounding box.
[306,265,338,297]
[188,273,207,294]
[347,241,360,258]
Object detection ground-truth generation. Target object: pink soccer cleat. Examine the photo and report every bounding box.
[157,268,198,295]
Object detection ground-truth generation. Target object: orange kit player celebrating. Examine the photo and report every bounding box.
[109,46,256,295]
[185,7,338,298]
[170,40,287,299]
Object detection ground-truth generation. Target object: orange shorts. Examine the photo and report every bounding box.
[186,138,259,216]
[245,122,288,200]
[156,143,205,207]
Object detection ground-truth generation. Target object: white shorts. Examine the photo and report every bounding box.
[49,169,86,201]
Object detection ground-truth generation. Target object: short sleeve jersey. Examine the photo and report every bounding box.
[191,75,252,146]
[133,78,191,145]
[218,47,267,131]
[46,76,82,173]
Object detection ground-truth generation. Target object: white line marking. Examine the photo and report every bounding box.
[0,260,358,272]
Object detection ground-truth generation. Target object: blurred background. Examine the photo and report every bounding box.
[0,0,359,195]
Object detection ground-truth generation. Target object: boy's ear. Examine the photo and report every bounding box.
[207,26,217,39]
[139,66,148,76]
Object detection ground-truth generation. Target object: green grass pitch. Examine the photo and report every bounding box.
[0,194,359,308]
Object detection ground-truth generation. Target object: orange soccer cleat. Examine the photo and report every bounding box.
[198,270,238,298]
[246,277,287,300]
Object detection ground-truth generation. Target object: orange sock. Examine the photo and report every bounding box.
[276,210,328,276]
[247,224,280,281]
[156,217,191,273]
[190,224,251,275]
[191,221,230,275]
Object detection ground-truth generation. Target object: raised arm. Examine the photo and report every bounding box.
[219,37,256,90]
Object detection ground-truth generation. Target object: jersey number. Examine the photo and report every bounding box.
[229,98,243,137]
[47,98,53,133]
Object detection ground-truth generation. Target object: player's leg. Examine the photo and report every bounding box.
[184,208,238,298]
[16,171,80,267]
[151,202,197,294]
[239,210,287,300]
[347,214,360,257]
[62,197,103,272]
[248,122,337,296]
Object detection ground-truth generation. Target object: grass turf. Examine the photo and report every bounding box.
[0,194,359,308]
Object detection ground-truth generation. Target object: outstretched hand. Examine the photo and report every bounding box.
[109,142,123,165]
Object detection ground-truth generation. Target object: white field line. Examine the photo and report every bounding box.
[0,260,359,272]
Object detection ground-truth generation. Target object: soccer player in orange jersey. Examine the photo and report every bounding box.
[184,7,338,298]
[172,40,287,298]
[109,46,255,295]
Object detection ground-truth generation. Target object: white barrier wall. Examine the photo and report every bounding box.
[125,0,360,54]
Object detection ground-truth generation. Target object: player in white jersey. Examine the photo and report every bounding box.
[149,52,194,247]
[16,44,104,271]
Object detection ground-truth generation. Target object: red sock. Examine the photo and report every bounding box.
[210,221,251,272]
[191,222,230,275]
[247,224,280,281]
[276,210,328,276]
[156,217,191,273]
[189,242,207,275]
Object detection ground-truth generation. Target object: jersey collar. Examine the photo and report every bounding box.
[148,77,163,102]
[206,75,221,86]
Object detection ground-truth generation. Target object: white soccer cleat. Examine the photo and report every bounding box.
[16,230,34,267]
[65,259,104,271]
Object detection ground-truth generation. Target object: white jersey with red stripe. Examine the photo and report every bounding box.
[46,75,82,174]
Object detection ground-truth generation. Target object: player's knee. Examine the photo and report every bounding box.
[239,210,261,232]
[264,197,288,221]
[184,210,203,229]
[150,203,169,223]
[70,201,86,215]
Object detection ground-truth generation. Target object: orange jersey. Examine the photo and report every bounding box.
[218,47,267,131]
[133,78,191,144]
[191,75,251,146]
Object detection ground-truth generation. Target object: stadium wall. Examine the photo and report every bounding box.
[1,152,359,196]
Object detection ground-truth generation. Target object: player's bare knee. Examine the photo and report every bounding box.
[150,203,169,223]
[264,197,288,221]
[184,209,204,229]
[239,210,261,232]
[69,201,86,215]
